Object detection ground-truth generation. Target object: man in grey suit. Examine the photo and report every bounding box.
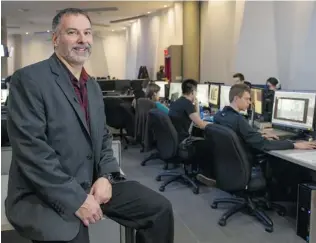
[5,8,174,243]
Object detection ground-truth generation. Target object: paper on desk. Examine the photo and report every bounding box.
[287,151,316,164]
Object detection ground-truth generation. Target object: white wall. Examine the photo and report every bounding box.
[125,2,183,80]
[200,0,316,90]
[8,32,127,79]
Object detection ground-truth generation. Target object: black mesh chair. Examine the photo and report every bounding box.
[146,109,200,194]
[103,97,131,149]
[204,124,286,233]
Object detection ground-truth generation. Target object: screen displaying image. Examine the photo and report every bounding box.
[209,84,219,105]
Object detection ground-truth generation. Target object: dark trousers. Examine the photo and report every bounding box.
[33,181,174,243]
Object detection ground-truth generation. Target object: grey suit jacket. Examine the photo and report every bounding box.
[5,54,121,241]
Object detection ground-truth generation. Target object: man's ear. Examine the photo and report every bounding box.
[52,32,58,47]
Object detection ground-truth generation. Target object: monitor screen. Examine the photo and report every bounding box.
[272,91,316,130]
[97,80,115,92]
[114,80,131,91]
[155,81,166,98]
[169,82,182,101]
[251,88,263,115]
[1,90,9,103]
[197,84,209,106]
[219,85,231,110]
[209,84,220,106]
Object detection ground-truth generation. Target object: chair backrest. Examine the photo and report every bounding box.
[119,103,135,136]
[103,97,125,128]
[134,98,156,143]
[148,109,178,160]
[204,124,252,192]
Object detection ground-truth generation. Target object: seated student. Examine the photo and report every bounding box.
[214,84,316,151]
[168,79,210,143]
[233,73,251,88]
[146,82,169,114]
[266,77,281,91]
[131,88,145,109]
[169,79,214,184]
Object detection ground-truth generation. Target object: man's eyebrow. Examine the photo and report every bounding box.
[65,28,92,31]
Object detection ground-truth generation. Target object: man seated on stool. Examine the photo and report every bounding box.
[214,84,316,151]
[5,8,174,243]
[168,79,214,185]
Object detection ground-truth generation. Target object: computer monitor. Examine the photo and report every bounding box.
[197,84,209,106]
[209,84,220,106]
[169,82,182,101]
[1,90,9,104]
[114,80,131,92]
[251,88,263,115]
[219,85,231,110]
[155,81,166,98]
[272,91,316,131]
[97,80,115,92]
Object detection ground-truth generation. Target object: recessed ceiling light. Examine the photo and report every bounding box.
[47,30,50,32]
[164,5,168,7]
[123,27,126,30]
[25,32,29,35]
[112,29,114,32]
[147,12,151,14]
[18,8,29,12]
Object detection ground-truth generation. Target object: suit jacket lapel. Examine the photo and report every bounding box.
[87,80,98,150]
[49,54,91,138]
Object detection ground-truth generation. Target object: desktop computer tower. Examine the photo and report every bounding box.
[297,183,316,242]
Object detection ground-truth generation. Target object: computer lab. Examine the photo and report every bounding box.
[1,1,316,243]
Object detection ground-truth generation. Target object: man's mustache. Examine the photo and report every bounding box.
[73,44,91,49]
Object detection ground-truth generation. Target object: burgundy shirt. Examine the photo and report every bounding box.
[56,56,90,130]
[69,68,90,130]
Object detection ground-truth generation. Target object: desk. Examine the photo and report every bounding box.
[267,150,316,171]
[1,175,13,231]
[103,95,134,99]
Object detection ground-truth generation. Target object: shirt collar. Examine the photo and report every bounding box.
[54,53,89,84]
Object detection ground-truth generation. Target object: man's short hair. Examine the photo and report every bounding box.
[229,84,251,103]
[233,73,245,81]
[182,79,198,95]
[52,8,91,33]
[146,82,161,99]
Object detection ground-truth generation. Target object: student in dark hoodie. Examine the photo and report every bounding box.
[214,84,316,151]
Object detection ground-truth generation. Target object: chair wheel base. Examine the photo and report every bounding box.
[265,227,273,233]
[193,188,199,194]
[156,176,161,181]
[211,203,218,209]
[218,218,226,227]
[159,186,165,192]
[277,210,286,217]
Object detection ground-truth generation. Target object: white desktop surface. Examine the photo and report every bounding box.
[1,175,13,231]
[268,150,316,171]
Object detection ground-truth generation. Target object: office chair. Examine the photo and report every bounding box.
[145,109,200,194]
[134,98,156,152]
[103,97,130,149]
[204,124,286,232]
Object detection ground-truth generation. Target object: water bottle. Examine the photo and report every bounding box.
[199,103,204,119]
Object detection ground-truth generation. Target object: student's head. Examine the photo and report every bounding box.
[146,83,161,101]
[52,8,93,66]
[233,73,245,84]
[182,79,198,102]
[229,84,251,111]
[159,65,164,72]
[266,77,280,91]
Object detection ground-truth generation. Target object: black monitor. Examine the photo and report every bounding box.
[131,80,145,91]
[115,80,131,92]
[97,80,115,92]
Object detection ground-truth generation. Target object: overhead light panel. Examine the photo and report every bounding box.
[147,12,151,14]
[25,32,29,35]
[164,5,168,7]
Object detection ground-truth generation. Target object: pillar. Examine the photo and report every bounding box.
[182,1,200,81]
[13,34,22,71]
[1,17,8,78]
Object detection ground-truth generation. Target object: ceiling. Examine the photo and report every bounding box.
[2,1,174,36]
